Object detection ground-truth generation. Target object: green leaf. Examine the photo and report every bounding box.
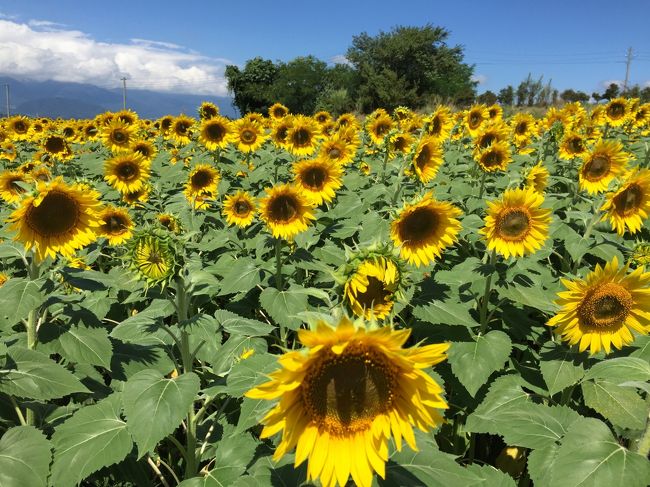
[413,299,478,327]
[550,417,650,487]
[0,426,51,487]
[214,309,274,336]
[226,353,279,397]
[51,393,133,487]
[539,345,585,395]
[581,380,646,430]
[259,286,310,331]
[464,464,517,487]
[465,375,530,432]
[211,336,268,376]
[0,348,90,399]
[448,331,512,395]
[0,277,45,329]
[110,299,176,345]
[58,324,113,368]
[496,280,558,313]
[527,443,560,487]
[233,396,275,435]
[123,370,200,458]
[217,258,263,296]
[189,434,258,487]
[583,357,650,384]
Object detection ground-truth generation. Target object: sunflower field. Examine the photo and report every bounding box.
[0,98,649,487]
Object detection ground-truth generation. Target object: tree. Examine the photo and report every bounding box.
[225,57,278,114]
[603,83,620,100]
[345,24,476,112]
[560,89,589,103]
[498,85,514,105]
[272,56,328,114]
[477,90,497,105]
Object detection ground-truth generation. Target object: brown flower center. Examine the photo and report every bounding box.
[27,190,80,237]
[112,129,128,144]
[578,282,632,329]
[497,208,531,240]
[302,344,396,435]
[191,170,213,189]
[469,112,482,129]
[328,147,341,159]
[301,166,327,190]
[583,155,611,181]
[205,122,226,141]
[373,122,391,138]
[175,122,191,135]
[241,129,256,144]
[416,145,432,169]
[398,207,440,245]
[104,214,127,235]
[613,183,643,216]
[355,276,392,311]
[481,149,504,169]
[478,133,497,149]
[269,194,299,222]
[567,137,584,154]
[45,136,66,154]
[608,102,625,119]
[117,161,139,181]
[292,128,311,147]
[515,122,528,135]
[234,200,251,216]
[430,116,442,135]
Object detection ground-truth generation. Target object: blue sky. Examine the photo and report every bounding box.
[1,0,649,97]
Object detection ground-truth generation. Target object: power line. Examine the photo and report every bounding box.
[623,47,633,91]
[121,77,128,109]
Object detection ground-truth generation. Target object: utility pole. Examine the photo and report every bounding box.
[3,83,9,117]
[623,47,633,93]
[121,77,127,110]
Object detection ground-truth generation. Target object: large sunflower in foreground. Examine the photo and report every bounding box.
[391,193,462,267]
[481,187,551,259]
[412,136,443,184]
[578,139,629,194]
[98,206,134,245]
[104,152,150,194]
[600,168,650,235]
[222,191,257,228]
[259,184,315,240]
[292,158,343,205]
[547,257,650,355]
[344,256,400,320]
[8,177,102,261]
[245,316,448,487]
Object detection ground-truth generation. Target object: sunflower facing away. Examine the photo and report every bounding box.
[292,158,343,205]
[8,177,102,261]
[98,206,134,245]
[222,191,257,228]
[412,136,444,184]
[245,316,449,487]
[547,257,650,354]
[391,193,462,267]
[481,187,551,259]
[600,168,650,235]
[578,139,629,194]
[259,184,315,240]
[344,256,400,320]
[104,152,150,194]
[525,163,550,194]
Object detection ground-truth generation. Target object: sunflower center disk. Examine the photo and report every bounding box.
[292,128,311,146]
[206,123,225,141]
[578,282,632,329]
[27,190,80,237]
[45,137,65,153]
[106,216,125,234]
[614,184,642,216]
[482,150,503,169]
[303,347,395,435]
[375,123,390,137]
[609,103,625,118]
[516,122,527,135]
[234,201,250,215]
[356,276,392,310]
[584,155,610,181]
[479,134,496,149]
[431,117,441,134]
[399,207,438,244]
[269,195,298,222]
[241,130,256,143]
[569,138,583,153]
[328,148,341,159]
[117,162,139,181]
[416,147,431,169]
[302,167,327,190]
[112,130,127,143]
[191,171,213,189]
[497,209,531,240]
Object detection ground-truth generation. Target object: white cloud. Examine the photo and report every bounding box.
[471,74,487,85]
[0,19,231,96]
[330,54,352,66]
[601,79,623,88]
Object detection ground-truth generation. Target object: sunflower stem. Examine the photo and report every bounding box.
[380,145,390,184]
[478,171,487,199]
[479,251,497,335]
[570,196,603,274]
[175,276,197,479]
[24,254,41,426]
[274,239,288,347]
[636,410,650,457]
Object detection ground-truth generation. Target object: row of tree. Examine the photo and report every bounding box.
[225,25,476,116]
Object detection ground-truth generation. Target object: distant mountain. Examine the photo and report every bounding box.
[0,76,238,119]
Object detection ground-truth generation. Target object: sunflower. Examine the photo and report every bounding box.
[6,116,31,141]
[559,132,588,160]
[604,98,631,127]
[475,141,512,173]
[30,166,51,183]
[600,168,650,235]
[314,110,332,125]
[104,152,150,194]
[198,101,219,120]
[366,113,393,146]
[1,141,17,162]
[222,191,257,228]
[114,109,139,126]
[481,187,551,259]
[287,115,321,157]
[157,213,182,234]
[487,104,503,120]
[424,106,453,141]
[344,256,400,320]
[158,115,174,135]
[268,102,289,120]
[633,103,650,129]
[391,193,462,267]
[319,135,356,166]
[101,119,137,153]
[184,164,220,209]
[473,121,509,152]
[42,135,73,162]
[234,118,267,152]
[196,116,232,151]
[82,122,99,141]
[541,107,569,132]
[0,273,8,287]
[131,233,176,284]
[98,206,134,245]
[465,105,489,137]
[336,113,359,131]
[547,257,650,355]
[525,163,549,194]
[292,158,343,205]
[8,177,102,261]
[0,170,31,204]
[245,316,448,487]
[122,184,151,206]
[170,115,195,145]
[510,113,536,143]
[390,132,414,155]
[578,140,629,194]
[132,140,157,163]
[259,184,315,240]
[271,117,293,150]
[412,136,443,184]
